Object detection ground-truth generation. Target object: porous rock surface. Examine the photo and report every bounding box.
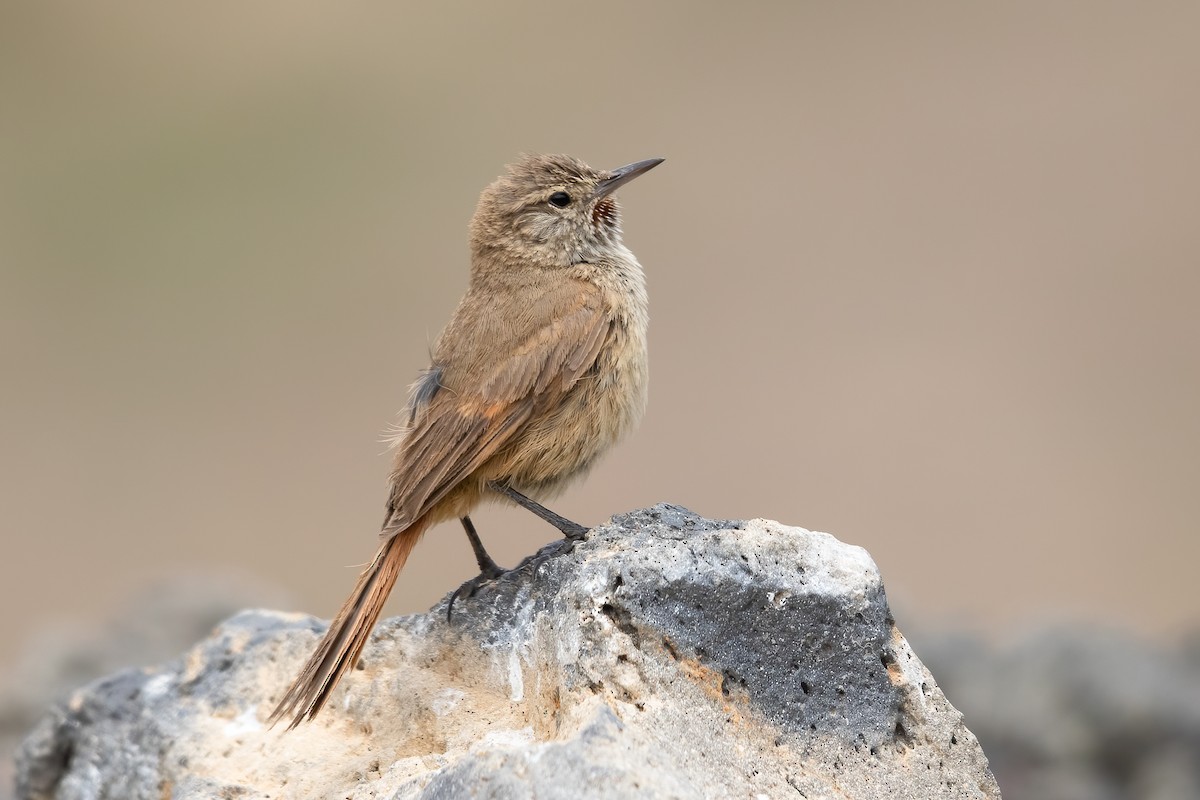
[16,505,1000,799]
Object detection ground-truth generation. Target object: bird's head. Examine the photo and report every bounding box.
[469,153,663,270]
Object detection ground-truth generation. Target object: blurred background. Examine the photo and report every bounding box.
[2,3,1198,798]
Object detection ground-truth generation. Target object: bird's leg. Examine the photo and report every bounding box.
[460,515,505,579]
[447,491,590,621]
[487,481,590,540]
[447,515,509,621]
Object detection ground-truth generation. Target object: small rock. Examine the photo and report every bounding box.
[920,627,1200,800]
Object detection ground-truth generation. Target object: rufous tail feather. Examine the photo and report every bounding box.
[268,518,428,730]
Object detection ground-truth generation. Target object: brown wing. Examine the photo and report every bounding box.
[381,278,610,535]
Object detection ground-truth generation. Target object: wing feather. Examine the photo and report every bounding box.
[382,280,609,535]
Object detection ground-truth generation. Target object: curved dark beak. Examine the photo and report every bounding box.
[593,157,665,200]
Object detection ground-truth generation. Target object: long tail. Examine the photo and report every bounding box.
[268,518,429,730]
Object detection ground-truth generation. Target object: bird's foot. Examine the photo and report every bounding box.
[445,537,583,622]
[446,562,509,622]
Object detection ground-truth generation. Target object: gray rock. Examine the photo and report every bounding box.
[0,572,290,800]
[919,628,1200,800]
[15,505,1000,799]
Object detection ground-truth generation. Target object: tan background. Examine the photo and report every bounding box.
[2,2,1198,669]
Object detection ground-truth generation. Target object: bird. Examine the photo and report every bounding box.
[268,153,663,728]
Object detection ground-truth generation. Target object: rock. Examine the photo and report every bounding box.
[0,572,290,800]
[15,505,1000,799]
[919,628,1200,800]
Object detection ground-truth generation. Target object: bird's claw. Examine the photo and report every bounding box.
[446,565,508,622]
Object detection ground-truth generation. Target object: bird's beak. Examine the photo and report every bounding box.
[593,158,665,200]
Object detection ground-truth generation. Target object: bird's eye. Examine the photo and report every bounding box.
[548,191,572,208]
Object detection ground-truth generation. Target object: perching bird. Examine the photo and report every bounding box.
[269,153,663,728]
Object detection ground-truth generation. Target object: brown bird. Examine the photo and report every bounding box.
[269,153,663,728]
